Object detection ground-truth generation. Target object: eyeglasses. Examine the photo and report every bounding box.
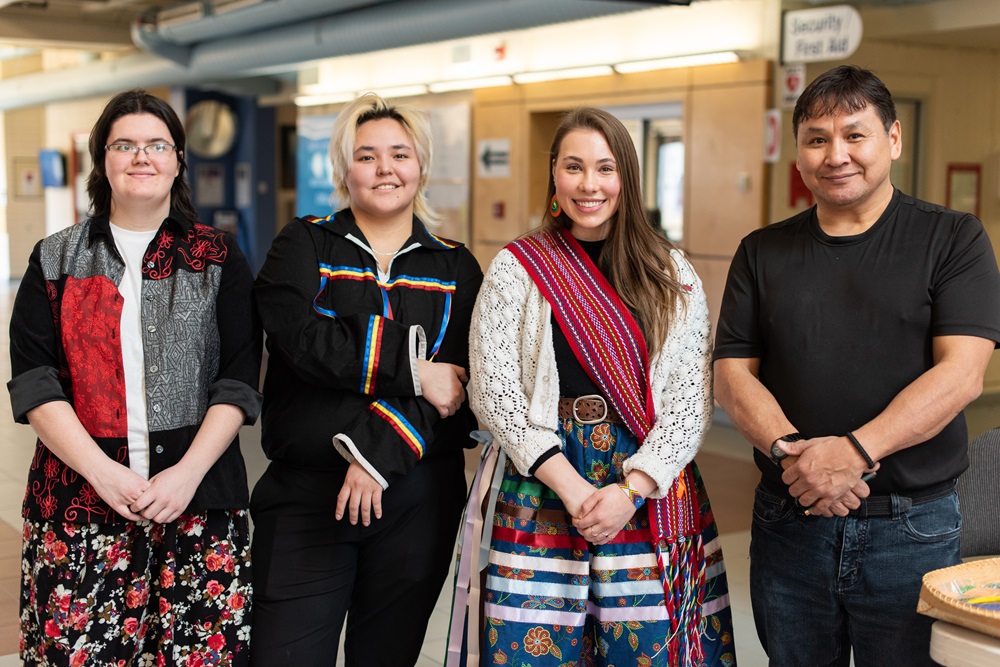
[105,143,178,159]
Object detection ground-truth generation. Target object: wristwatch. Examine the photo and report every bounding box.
[769,433,803,467]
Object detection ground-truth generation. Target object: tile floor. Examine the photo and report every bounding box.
[0,270,995,665]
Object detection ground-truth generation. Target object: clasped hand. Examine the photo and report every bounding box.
[566,481,636,546]
[332,360,466,527]
[91,458,202,524]
[416,359,467,418]
[777,436,879,517]
[131,463,204,524]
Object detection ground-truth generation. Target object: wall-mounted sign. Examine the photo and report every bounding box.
[782,5,862,65]
[780,63,807,110]
[14,157,41,197]
[763,109,781,164]
[195,163,225,207]
[297,114,336,218]
[39,149,66,188]
[477,138,510,178]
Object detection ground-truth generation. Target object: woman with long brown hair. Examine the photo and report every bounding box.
[451,107,734,666]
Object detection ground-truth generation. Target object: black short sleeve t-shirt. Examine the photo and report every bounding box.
[714,189,1000,493]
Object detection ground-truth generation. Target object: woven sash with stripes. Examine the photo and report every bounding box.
[508,229,655,438]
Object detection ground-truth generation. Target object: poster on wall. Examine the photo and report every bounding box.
[39,150,66,188]
[763,109,781,164]
[14,157,41,197]
[426,103,471,243]
[195,163,226,207]
[780,63,806,110]
[297,114,336,218]
[235,162,252,209]
[72,134,92,221]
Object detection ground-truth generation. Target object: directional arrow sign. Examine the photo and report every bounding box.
[478,138,511,178]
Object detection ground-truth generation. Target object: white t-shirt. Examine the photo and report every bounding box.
[110,223,158,479]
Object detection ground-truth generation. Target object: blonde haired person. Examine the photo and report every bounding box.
[450,108,734,666]
[328,93,440,227]
[250,93,483,666]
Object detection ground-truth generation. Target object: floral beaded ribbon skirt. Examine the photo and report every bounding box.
[449,420,736,667]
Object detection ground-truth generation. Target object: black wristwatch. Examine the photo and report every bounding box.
[769,433,804,467]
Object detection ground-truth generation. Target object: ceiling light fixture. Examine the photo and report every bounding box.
[368,84,430,99]
[512,65,614,85]
[428,75,513,93]
[293,92,356,107]
[613,51,741,74]
[212,0,269,14]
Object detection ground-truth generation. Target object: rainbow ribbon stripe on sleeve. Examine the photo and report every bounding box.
[369,399,426,459]
[360,314,384,394]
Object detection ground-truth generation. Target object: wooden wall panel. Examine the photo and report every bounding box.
[471,101,525,246]
[687,83,770,259]
[6,107,46,279]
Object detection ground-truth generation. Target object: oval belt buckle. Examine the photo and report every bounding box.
[573,394,608,425]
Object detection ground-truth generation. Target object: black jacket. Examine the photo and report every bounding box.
[254,210,483,487]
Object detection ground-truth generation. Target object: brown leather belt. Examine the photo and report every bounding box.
[557,395,623,424]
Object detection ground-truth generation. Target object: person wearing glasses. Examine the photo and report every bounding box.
[8,89,261,666]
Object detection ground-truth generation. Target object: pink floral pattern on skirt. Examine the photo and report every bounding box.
[20,510,251,666]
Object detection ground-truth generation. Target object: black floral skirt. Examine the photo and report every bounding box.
[20,510,252,666]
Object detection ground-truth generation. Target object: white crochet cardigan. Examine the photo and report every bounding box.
[468,246,713,499]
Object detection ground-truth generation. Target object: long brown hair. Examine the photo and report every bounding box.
[543,107,686,358]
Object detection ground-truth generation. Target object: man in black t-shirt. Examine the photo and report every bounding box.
[715,65,1000,667]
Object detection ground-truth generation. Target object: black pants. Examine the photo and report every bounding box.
[249,452,467,666]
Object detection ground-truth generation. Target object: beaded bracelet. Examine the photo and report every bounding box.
[618,479,645,509]
[846,431,877,471]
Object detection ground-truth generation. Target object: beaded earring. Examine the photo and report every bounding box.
[550,195,562,217]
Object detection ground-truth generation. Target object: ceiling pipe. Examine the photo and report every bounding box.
[131,22,195,66]
[153,0,386,45]
[0,0,654,111]
[132,0,389,65]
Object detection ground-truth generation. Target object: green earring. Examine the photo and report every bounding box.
[550,195,561,216]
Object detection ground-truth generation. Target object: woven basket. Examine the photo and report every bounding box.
[917,558,1000,638]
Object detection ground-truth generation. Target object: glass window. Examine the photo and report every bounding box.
[603,103,685,242]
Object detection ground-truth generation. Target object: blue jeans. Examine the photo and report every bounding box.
[749,483,961,667]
